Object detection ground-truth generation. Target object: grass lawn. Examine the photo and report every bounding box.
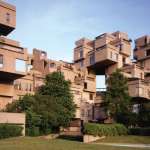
[0,136,149,150]
[96,135,150,144]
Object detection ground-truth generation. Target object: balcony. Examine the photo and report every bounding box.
[128,79,150,101]
[0,1,16,35]
[86,44,119,75]
[0,68,26,81]
[119,42,131,56]
[122,64,144,79]
[0,38,27,81]
[95,33,115,49]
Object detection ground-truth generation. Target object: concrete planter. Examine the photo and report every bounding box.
[0,112,25,136]
[83,135,105,143]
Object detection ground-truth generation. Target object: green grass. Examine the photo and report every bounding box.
[96,135,150,144]
[0,136,149,150]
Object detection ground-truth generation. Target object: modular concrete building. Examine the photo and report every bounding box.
[0,0,150,134]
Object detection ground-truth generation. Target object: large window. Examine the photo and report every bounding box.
[16,59,26,72]
[27,64,33,72]
[84,82,87,89]
[80,60,84,67]
[0,55,3,68]
[89,93,93,100]
[79,50,83,58]
[50,63,56,68]
[90,53,95,65]
[146,49,150,56]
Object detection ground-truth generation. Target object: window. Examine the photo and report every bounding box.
[14,81,20,90]
[90,53,95,65]
[27,64,32,72]
[87,110,91,117]
[44,61,47,68]
[89,93,93,100]
[145,37,147,45]
[29,83,32,91]
[19,83,21,90]
[133,104,140,114]
[123,57,126,65]
[0,55,3,68]
[14,81,21,90]
[146,50,150,56]
[79,50,83,58]
[16,59,26,72]
[25,83,28,91]
[31,59,34,65]
[40,51,47,60]
[41,51,46,57]
[80,61,84,67]
[141,61,145,67]
[50,63,56,68]
[81,109,84,117]
[117,44,123,51]
[140,73,143,79]
[111,52,118,61]
[110,52,113,59]
[6,13,10,23]
[84,82,87,89]
[115,54,118,61]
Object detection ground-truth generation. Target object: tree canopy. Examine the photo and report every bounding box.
[105,69,132,125]
[6,72,76,136]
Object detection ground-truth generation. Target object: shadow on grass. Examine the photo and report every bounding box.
[58,135,83,142]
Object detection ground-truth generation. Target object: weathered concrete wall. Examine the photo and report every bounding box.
[83,135,105,143]
[0,112,25,136]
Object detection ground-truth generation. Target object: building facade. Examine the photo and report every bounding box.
[0,0,150,133]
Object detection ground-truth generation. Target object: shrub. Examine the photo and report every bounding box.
[0,124,23,139]
[83,123,128,136]
[129,127,150,136]
[26,127,40,137]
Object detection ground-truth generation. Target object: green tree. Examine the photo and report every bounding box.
[6,72,76,135]
[38,72,76,122]
[105,69,132,125]
[6,95,36,113]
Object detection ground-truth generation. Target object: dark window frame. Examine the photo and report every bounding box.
[84,82,87,89]
[90,53,95,65]
[89,93,93,100]
[0,54,3,68]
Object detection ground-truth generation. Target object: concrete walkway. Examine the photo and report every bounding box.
[93,143,150,149]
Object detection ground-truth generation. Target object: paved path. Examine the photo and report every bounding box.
[92,143,150,149]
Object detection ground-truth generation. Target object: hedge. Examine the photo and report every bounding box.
[83,123,128,136]
[26,127,52,136]
[0,124,23,139]
[129,127,150,136]
[26,127,40,137]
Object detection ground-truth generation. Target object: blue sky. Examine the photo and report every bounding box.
[6,0,150,88]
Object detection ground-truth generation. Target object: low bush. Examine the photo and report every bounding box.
[26,126,52,136]
[0,124,23,139]
[83,123,128,136]
[26,127,40,137]
[129,127,150,136]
